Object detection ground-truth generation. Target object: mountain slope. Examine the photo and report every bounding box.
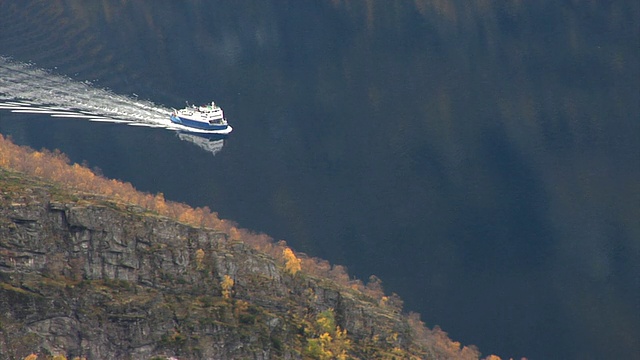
[0,140,483,359]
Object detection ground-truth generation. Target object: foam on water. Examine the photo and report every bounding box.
[0,57,225,155]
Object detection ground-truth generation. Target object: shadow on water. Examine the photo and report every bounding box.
[458,124,554,272]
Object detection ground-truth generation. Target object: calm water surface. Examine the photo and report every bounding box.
[1,1,638,359]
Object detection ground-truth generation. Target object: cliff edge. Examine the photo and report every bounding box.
[0,165,481,359]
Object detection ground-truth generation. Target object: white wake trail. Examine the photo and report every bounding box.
[0,59,170,123]
[0,57,225,155]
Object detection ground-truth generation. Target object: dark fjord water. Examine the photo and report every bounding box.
[1,1,638,358]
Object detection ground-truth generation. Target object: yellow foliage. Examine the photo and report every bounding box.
[195,248,205,270]
[305,309,352,359]
[23,354,38,360]
[387,332,399,343]
[485,356,502,360]
[221,274,234,299]
[283,247,301,275]
[0,134,401,341]
[317,315,333,333]
[320,332,333,343]
[337,328,348,339]
[52,355,68,360]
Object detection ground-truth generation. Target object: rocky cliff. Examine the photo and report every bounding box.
[0,168,481,359]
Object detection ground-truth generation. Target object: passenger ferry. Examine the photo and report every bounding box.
[170,102,232,134]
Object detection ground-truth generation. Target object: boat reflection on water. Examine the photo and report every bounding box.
[176,130,226,156]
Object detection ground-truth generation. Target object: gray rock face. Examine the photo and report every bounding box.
[0,173,420,359]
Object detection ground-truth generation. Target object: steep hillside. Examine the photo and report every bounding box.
[0,137,485,359]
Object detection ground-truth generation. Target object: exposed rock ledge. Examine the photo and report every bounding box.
[0,169,481,359]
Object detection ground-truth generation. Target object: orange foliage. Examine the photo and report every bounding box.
[406,313,480,360]
[0,134,389,302]
[229,226,241,241]
[1,134,480,359]
[0,134,221,230]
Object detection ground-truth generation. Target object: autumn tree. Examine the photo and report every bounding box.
[283,247,301,275]
[0,134,403,330]
[365,275,385,300]
[304,309,353,360]
[221,274,234,299]
[229,226,241,241]
[195,248,205,271]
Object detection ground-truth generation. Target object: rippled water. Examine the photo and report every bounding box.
[1,1,638,358]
